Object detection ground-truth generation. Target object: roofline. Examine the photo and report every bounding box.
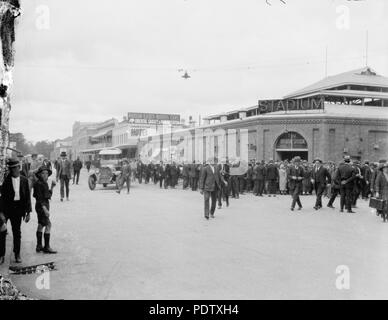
[284,81,388,99]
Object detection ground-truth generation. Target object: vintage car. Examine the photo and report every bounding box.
[88,148,122,190]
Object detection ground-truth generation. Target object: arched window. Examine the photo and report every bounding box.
[276,132,307,150]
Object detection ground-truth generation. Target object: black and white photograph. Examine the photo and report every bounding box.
[0,0,388,305]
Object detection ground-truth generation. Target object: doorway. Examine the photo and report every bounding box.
[275,131,308,162]
[277,151,308,162]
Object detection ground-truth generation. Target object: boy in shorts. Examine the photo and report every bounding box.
[33,165,57,254]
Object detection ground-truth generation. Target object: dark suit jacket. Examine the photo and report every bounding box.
[200,165,223,192]
[73,159,83,171]
[311,166,332,187]
[287,165,305,190]
[57,159,72,179]
[254,164,266,180]
[1,174,32,217]
[182,164,189,177]
[335,163,356,185]
[266,164,278,180]
[375,172,388,202]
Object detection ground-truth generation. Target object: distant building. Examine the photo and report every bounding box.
[72,119,118,162]
[51,137,73,160]
[139,67,388,164]
[71,113,187,161]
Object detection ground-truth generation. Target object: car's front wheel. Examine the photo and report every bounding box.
[88,176,96,190]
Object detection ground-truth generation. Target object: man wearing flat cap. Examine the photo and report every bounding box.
[0,158,32,264]
[287,156,305,211]
[311,158,331,211]
[335,155,357,213]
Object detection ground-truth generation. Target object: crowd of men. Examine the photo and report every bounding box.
[0,150,387,265]
[128,155,388,220]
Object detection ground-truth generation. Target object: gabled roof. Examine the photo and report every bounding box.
[284,67,388,99]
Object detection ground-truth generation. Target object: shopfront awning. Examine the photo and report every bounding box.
[91,129,112,139]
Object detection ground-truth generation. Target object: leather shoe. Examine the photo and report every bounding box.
[36,245,43,253]
[347,210,356,213]
[43,247,57,254]
[14,255,22,263]
[313,206,319,210]
[327,205,335,209]
[0,256,4,264]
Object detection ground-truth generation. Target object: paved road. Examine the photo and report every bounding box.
[5,169,388,299]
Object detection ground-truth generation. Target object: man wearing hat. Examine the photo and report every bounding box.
[287,156,305,211]
[116,159,132,194]
[335,155,357,213]
[33,165,57,254]
[56,151,72,201]
[311,158,331,210]
[0,158,32,263]
[200,157,225,220]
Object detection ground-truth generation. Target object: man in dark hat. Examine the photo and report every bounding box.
[56,151,72,201]
[287,156,305,211]
[335,155,357,213]
[116,159,131,194]
[200,157,226,220]
[33,165,57,254]
[72,157,83,185]
[311,158,331,210]
[0,158,32,263]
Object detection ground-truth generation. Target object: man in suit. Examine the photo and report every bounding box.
[170,162,179,188]
[182,161,189,190]
[287,156,305,211]
[361,160,372,199]
[0,158,32,264]
[56,151,72,202]
[217,158,230,209]
[266,159,279,197]
[164,162,171,189]
[351,160,363,208]
[72,157,83,185]
[158,161,165,189]
[327,165,341,209]
[311,158,332,210]
[116,159,132,194]
[335,155,357,213]
[200,157,225,220]
[254,161,266,196]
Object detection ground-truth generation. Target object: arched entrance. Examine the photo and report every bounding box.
[275,131,308,161]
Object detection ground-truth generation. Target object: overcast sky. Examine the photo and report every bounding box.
[9,0,388,142]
